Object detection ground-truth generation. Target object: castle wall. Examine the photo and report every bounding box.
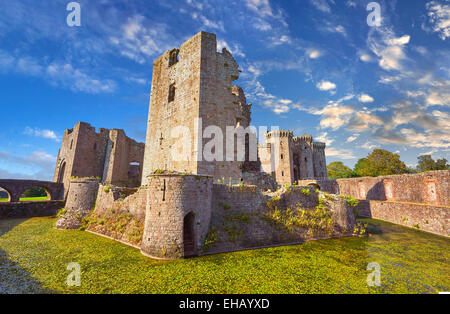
[0,201,64,220]
[197,34,249,182]
[141,174,213,259]
[336,171,450,205]
[54,122,144,194]
[142,33,203,184]
[299,171,450,237]
[84,185,147,247]
[206,185,356,254]
[360,201,449,237]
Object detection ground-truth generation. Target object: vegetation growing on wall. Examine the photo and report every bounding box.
[84,211,144,246]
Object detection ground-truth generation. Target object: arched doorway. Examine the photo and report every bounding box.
[57,161,66,183]
[183,212,196,257]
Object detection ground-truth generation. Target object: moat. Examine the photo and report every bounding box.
[1,217,448,294]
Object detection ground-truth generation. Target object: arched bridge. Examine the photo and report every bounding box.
[0,180,64,202]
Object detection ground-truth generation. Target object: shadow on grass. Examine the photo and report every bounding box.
[0,218,54,294]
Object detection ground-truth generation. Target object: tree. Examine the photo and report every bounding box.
[327,162,353,179]
[353,149,408,177]
[417,155,449,172]
[23,187,47,198]
[353,158,369,177]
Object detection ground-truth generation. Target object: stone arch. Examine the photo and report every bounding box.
[183,211,196,257]
[308,183,321,191]
[0,186,12,202]
[20,186,51,201]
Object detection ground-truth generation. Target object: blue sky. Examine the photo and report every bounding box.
[0,0,449,181]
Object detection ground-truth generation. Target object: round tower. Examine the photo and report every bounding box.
[141,173,213,259]
[56,177,100,230]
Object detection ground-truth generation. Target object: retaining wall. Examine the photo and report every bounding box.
[0,201,64,219]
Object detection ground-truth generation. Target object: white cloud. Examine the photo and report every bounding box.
[346,135,359,143]
[46,63,116,94]
[326,147,356,160]
[315,132,334,146]
[316,80,336,92]
[217,40,246,58]
[310,0,332,13]
[109,15,174,64]
[358,94,374,103]
[378,45,407,71]
[362,142,378,150]
[368,27,411,71]
[24,127,60,142]
[246,0,274,17]
[426,1,450,40]
[0,150,56,181]
[308,49,322,59]
[0,49,115,94]
[360,53,373,62]
[315,104,354,130]
[386,35,411,46]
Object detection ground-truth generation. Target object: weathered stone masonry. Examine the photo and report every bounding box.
[52,31,447,262]
[53,122,145,196]
[298,170,450,237]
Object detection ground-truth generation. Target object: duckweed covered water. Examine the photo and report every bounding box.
[0,217,448,294]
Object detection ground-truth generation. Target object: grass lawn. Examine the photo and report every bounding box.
[0,217,448,294]
[0,197,48,202]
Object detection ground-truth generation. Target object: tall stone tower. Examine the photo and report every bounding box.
[142,31,252,184]
[258,131,328,185]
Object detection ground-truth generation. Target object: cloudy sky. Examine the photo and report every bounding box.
[0,0,449,180]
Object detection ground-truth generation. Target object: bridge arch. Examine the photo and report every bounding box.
[0,180,64,203]
[19,186,52,201]
[307,183,321,191]
[0,186,12,202]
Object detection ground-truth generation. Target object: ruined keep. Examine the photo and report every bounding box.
[142,31,258,185]
[55,32,358,260]
[53,122,145,194]
[259,131,327,185]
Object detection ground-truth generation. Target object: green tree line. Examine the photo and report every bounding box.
[327,149,449,179]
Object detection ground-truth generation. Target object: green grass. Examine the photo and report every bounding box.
[0,197,48,202]
[0,217,449,294]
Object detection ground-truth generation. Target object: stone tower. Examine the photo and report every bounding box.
[142,31,253,184]
[258,131,328,185]
[53,122,145,195]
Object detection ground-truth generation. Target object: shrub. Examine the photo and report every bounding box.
[301,188,310,196]
[104,186,111,193]
[345,197,359,207]
[202,227,218,251]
